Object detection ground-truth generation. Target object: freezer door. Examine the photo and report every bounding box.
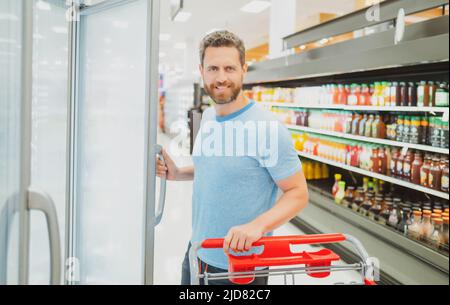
[73,0,160,284]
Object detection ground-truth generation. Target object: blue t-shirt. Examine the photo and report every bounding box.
[191,100,302,270]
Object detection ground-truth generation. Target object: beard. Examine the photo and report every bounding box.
[204,81,242,105]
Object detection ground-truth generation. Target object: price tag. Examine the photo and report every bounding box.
[442,109,449,122]
[401,146,408,156]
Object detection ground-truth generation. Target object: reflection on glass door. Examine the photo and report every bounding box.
[75,0,149,284]
[29,0,69,284]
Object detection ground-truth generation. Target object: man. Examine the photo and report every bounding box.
[156,30,309,285]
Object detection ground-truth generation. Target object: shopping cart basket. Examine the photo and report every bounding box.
[189,233,378,285]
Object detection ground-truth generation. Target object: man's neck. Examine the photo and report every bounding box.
[214,93,249,117]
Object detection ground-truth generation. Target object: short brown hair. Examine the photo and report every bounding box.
[199,30,246,66]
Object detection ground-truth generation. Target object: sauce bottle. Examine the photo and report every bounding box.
[435,82,449,107]
[371,147,380,173]
[351,114,362,135]
[429,81,437,107]
[391,148,399,177]
[395,116,404,142]
[408,82,418,107]
[364,114,374,138]
[401,82,409,107]
[441,159,449,193]
[394,82,402,106]
[352,187,365,212]
[420,116,429,145]
[402,150,413,182]
[429,157,442,191]
[411,153,423,185]
[409,116,420,144]
[420,154,432,188]
[332,174,342,197]
[396,150,405,179]
[358,114,368,136]
[402,116,411,143]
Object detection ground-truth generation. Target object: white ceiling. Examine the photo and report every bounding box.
[159,0,359,75]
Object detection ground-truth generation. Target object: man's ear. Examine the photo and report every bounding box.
[199,64,203,75]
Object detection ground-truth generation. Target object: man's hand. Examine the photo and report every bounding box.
[223,221,265,254]
[156,148,179,180]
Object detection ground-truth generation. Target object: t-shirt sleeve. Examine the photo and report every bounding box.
[257,120,302,182]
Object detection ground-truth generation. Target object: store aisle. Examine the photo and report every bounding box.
[154,132,361,285]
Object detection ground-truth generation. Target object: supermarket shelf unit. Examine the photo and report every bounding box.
[246,0,449,284]
[287,124,449,155]
[296,150,449,200]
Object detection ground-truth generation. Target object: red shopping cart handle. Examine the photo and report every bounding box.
[201,233,346,249]
[200,234,346,284]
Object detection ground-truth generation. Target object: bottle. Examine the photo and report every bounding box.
[419,116,429,145]
[391,148,399,177]
[378,147,388,175]
[397,208,411,234]
[431,117,442,147]
[409,116,420,144]
[361,84,371,106]
[429,157,442,191]
[351,114,363,135]
[371,147,380,173]
[364,114,374,138]
[407,210,423,241]
[429,81,437,107]
[396,150,405,179]
[421,210,434,242]
[395,116,404,142]
[363,177,369,192]
[332,174,342,197]
[435,82,449,107]
[361,193,374,216]
[358,114,368,136]
[380,198,393,225]
[335,181,346,205]
[388,198,401,228]
[401,82,409,107]
[402,150,413,182]
[419,81,430,107]
[402,116,410,143]
[408,82,418,107]
[368,196,383,221]
[441,120,449,149]
[430,218,444,249]
[321,163,329,180]
[411,153,423,185]
[442,217,449,250]
[420,154,432,187]
[441,159,449,193]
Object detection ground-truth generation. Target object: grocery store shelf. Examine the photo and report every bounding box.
[256,101,450,113]
[287,124,449,155]
[296,150,450,200]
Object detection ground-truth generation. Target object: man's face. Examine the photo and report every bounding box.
[200,47,248,105]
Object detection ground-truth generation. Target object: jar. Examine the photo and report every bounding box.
[411,153,423,185]
[343,186,356,209]
[352,187,365,212]
[369,196,383,221]
[429,157,442,191]
[361,193,374,217]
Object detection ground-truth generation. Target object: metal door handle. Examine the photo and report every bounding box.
[27,188,61,285]
[154,144,167,226]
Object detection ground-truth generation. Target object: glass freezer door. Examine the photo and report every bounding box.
[71,0,160,284]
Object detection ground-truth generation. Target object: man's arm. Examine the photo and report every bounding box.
[223,170,309,253]
[156,149,194,181]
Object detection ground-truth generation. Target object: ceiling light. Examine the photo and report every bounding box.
[160,34,171,41]
[240,1,271,14]
[173,11,191,22]
[37,0,51,11]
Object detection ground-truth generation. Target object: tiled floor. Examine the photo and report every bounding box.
[154,132,361,285]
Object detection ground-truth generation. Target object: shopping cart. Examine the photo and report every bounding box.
[189,233,378,285]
